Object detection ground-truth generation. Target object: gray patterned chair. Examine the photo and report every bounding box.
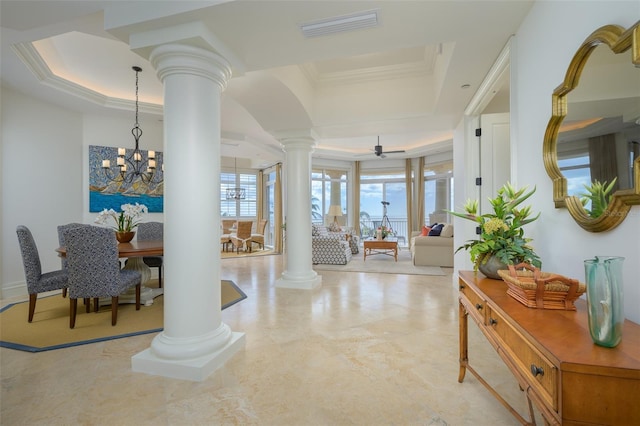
[312,235,352,265]
[63,225,141,328]
[137,222,164,288]
[16,225,69,322]
[57,222,90,271]
[312,224,359,254]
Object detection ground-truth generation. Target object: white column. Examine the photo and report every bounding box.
[276,134,322,290]
[132,43,244,381]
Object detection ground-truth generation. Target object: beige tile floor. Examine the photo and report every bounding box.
[1,254,542,425]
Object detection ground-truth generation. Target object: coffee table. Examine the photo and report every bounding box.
[363,238,398,261]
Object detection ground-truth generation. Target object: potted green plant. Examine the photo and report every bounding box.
[450,182,541,279]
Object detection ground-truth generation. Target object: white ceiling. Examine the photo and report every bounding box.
[1,1,528,167]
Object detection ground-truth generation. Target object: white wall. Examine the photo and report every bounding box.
[1,86,83,298]
[1,88,165,298]
[512,1,640,322]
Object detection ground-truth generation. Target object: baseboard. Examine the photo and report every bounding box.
[1,281,27,300]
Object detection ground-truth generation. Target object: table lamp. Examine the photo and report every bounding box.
[328,205,343,224]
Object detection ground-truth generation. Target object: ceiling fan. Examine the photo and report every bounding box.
[373,136,405,158]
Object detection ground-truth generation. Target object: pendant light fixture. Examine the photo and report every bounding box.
[101,66,162,186]
[226,157,246,200]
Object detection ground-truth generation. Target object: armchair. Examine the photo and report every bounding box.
[312,234,352,265]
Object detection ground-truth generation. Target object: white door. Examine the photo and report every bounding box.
[479,112,510,214]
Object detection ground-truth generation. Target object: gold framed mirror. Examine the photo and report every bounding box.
[543,21,640,232]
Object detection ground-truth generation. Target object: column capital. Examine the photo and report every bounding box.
[150,44,232,90]
[275,129,318,152]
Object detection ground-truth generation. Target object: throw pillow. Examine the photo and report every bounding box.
[421,225,431,236]
[328,221,341,232]
[428,223,444,236]
[440,224,454,238]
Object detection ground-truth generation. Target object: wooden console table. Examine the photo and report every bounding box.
[458,271,640,425]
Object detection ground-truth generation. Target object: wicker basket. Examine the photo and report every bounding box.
[497,263,586,311]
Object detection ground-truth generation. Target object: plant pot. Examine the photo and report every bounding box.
[115,231,135,243]
[478,254,509,280]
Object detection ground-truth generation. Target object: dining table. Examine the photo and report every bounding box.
[56,240,164,307]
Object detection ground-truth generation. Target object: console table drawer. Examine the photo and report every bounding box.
[488,308,558,410]
[459,280,486,324]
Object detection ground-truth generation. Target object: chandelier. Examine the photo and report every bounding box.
[101,66,162,185]
[226,158,246,200]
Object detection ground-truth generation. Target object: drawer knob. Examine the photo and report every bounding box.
[459,285,465,290]
[475,303,483,310]
[530,364,544,377]
[489,318,498,326]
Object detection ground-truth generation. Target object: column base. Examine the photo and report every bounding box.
[131,332,245,381]
[275,271,322,290]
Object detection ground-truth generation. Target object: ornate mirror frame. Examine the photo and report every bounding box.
[543,21,640,232]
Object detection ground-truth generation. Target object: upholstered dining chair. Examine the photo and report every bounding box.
[137,221,164,288]
[16,225,69,322]
[63,225,141,328]
[57,223,93,298]
[250,219,268,250]
[230,220,253,253]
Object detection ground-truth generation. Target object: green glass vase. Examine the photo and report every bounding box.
[583,256,625,348]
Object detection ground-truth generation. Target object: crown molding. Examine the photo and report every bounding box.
[11,41,163,115]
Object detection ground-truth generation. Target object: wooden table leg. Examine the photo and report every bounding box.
[458,300,468,383]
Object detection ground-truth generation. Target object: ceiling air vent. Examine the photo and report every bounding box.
[300,10,379,38]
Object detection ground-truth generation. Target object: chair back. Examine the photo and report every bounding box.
[256,219,268,235]
[222,219,236,234]
[235,221,253,239]
[16,225,42,289]
[57,223,89,269]
[137,221,163,241]
[63,226,121,299]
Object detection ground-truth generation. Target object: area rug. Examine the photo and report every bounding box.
[313,249,445,276]
[221,247,275,259]
[0,280,246,353]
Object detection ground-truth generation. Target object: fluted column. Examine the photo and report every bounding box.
[276,133,322,290]
[132,43,244,381]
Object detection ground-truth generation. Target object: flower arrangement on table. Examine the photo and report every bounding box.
[95,203,148,233]
[450,182,541,276]
[377,225,393,239]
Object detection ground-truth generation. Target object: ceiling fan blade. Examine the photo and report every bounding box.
[383,150,406,154]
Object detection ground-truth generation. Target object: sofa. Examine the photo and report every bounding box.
[410,223,454,267]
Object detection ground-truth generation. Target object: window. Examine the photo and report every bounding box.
[359,170,408,240]
[558,155,591,197]
[311,169,348,224]
[424,160,453,225]
[220,172,257,218]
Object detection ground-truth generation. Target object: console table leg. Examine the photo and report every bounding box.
[458,301,468,382]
